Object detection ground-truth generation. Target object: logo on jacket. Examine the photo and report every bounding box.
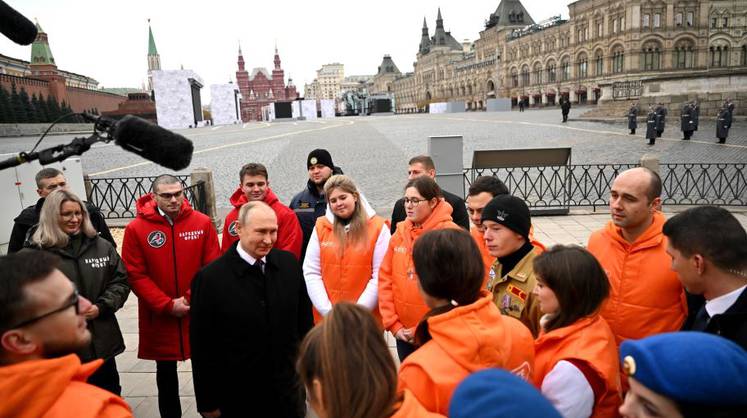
[147,231,167,248]
[228,220,239,237]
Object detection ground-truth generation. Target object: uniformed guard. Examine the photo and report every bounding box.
[481,194,543,337]
[680,102,695,140]
[646,105,658,145]
[655,103,667,138]
[691,100,700,131]
[628,102,638,134]
[725,97,735,116]
[717,104,732,144]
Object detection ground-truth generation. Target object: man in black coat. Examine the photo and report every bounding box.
[645,105,658,145]
[8,168,114,253]
[655,103,667,137]
[663,206,747,350]
[190,201,313,418]
[681,102,695,140]
[628,102,639,134]
[390,155,470,234]
[560,97,571,122]
[717,105,732,144]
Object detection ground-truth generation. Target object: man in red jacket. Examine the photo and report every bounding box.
[221,162,302,259]
[122,174,220,418]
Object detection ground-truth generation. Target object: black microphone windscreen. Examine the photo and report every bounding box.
[0,1,37,45]
[113,115,194,171]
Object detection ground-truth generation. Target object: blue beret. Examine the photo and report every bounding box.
[449,369,562,418]
[620,332,747,406]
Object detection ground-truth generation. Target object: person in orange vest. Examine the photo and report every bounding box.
[587,167,687,345]
[532,245,622,418]
[379,176,461,361]
[0,251,132,418]
[618,332,747,418]
[466,176,510,285]
[221,163,303,259]
[303,175,391,323]
[482,194,544,336]
[398,229,535,415]
[297,302,445,418]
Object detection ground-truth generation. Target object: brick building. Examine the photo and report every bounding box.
[0,21,126,114]
[235,45,298,121]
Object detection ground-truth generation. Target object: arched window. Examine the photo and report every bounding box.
[642,42,661,70]
[577,53,588,79]
[511,68,519,88]
[561,56,571,81]
[674,40,695,69]
[710,45,729,67]
[595,50,604,75]
[533,62,543,84]
[521,65,530,86]
[612,46,625,73]
[547,61,557,82]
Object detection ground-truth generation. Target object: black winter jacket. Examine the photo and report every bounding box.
[682,288,747,351]
[24,234,130,361]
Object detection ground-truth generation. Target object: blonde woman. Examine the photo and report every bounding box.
[25,189,130,395]
[303,175,390,324]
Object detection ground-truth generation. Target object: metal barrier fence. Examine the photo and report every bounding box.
[85,175,208,219]
[463,163,746,210]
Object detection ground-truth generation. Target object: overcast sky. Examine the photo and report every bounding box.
[1,1,569,101]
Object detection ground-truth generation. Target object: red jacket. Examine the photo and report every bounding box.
[122,195,220,361]
[221,187,303,260]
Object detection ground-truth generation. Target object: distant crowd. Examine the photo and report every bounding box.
[1,148,746,418]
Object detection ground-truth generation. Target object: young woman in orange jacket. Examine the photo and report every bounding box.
[303,175,390,324]
[378,176,461,361]
[297,302,445,418]
[398,229,535,415]
[532,245,623,418]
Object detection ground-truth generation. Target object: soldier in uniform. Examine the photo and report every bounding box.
[717,104,732,144]
[655,103,667,138]
[680,102,695,140]
[691,100,700,131]
[481,194,542,337]
[628,102,639,134]
[646,105,658,145]
[561,97,571,123]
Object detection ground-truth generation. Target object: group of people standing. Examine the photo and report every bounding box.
[1,152,746,418]
[629,98,736,145]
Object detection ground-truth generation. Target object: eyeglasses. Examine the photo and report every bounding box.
[8,289,80,330]
[155,190,183,200]
[404,197,428,206]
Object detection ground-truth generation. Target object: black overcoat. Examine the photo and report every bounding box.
[190,244,313,418]
[717,107,732,139]
[628,106,638,130]
[680,104,694,132]
[646,111,658,139]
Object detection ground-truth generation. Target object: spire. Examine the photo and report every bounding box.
[238,40,242,56]
[237,40,245,71]
[148,19,158,56]
[436,7,443,28]
[273,45,281,70]
[30,19,55,66]
[419,16,431,54]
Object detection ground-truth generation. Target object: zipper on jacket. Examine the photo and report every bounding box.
[170,223,186,360]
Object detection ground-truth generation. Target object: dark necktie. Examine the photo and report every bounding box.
[690,306,711,332]
[254,259,265,274]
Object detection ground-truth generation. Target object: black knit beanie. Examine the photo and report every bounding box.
[307,149,334,169]
[480,194,531,239]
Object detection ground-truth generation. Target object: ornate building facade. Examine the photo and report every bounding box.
[236,46,298,121]
[393,0,747,113]
[304,63,345,100]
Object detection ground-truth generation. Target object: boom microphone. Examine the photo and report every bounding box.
[0,1,38,45]
[102,114,195,171]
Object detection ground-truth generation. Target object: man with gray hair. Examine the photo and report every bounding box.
[191,201,313,418]
[122,174,220,418]
[8,167,114,253]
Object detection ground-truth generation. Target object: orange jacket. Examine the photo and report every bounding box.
[471,226,546,289]
[390,390,446,418]
[0,354,132,418]
[313,214,387,324]
[398,292,535,415]
[533,315,622,418]
[379,201,461,334]
[587,212,687,344]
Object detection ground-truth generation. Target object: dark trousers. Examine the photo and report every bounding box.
[562,112,569,122]
[87,357,121,395]
[683,130,693,140]
[157,360,182,418]
[648,136,656,145]
[630,129,636,134]
[396,339,418,362]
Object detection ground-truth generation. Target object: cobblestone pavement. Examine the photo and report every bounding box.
[1,108,744,214]
[108,210,747,417]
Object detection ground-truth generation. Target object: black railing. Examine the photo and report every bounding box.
[464,163,746,210]
[85,175,207,219]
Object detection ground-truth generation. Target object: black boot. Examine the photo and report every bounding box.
[648,139,655,145]
[718,138,726,144]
